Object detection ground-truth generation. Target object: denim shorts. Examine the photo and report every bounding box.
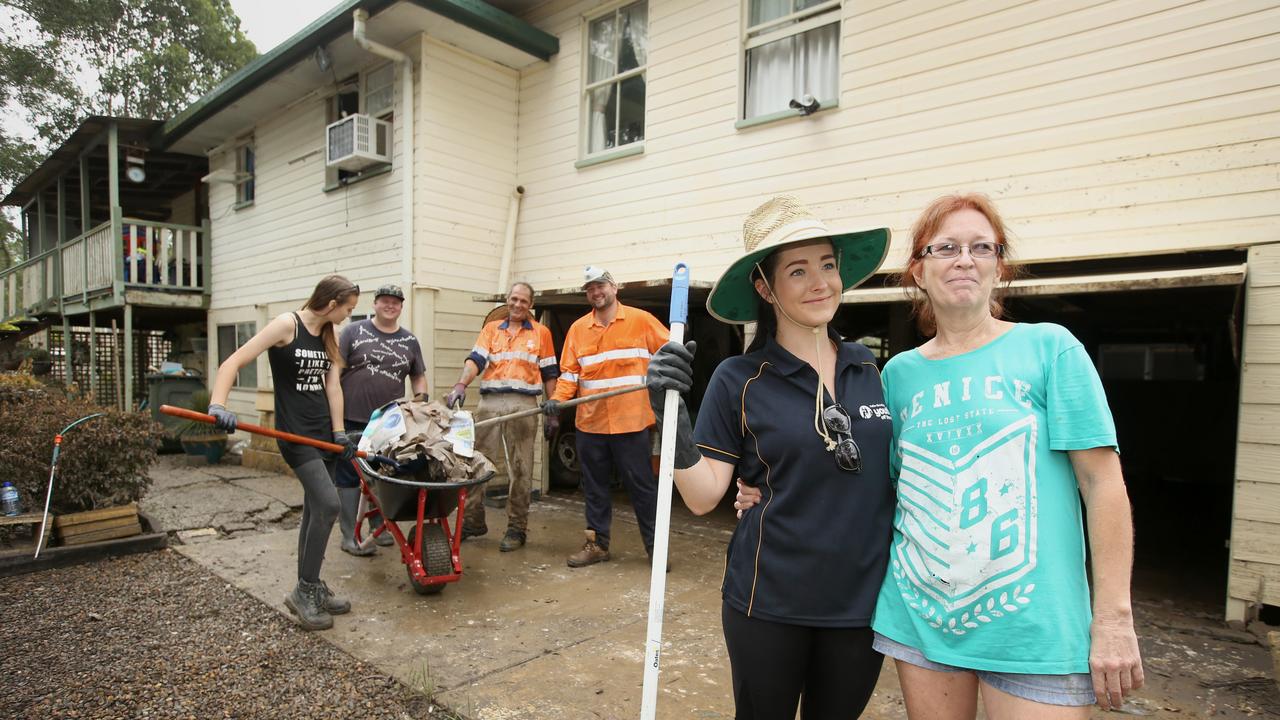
[873,633,1096,707]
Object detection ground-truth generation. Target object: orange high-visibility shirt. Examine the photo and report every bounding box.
[467,318,558,395]
[553,303,669,434]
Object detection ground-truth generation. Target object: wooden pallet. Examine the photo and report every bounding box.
[0,512,54,554]
[54,504,141,546]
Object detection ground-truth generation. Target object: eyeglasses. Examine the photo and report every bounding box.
[919,241,1002,259]
[821,403,862,473]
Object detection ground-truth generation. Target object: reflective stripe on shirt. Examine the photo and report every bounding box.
[579,347,652,366]
[580,375,645,390]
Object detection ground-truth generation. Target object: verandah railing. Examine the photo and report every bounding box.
[0,215,208,321]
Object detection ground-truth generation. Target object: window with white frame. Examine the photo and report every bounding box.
[324,70,393,187]
[742,0,840,120]
[583,1,648,156]
[216,322,257,387]
[235,143,255,205]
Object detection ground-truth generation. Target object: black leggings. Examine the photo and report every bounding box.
[721,602,882,720]
[293,458,339,583]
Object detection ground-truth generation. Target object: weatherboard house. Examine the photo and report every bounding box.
[2,0,1278,623]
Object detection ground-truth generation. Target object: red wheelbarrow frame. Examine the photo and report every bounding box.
[351,457,493,593]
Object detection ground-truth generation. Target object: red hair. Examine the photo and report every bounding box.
[900,193,1021,336]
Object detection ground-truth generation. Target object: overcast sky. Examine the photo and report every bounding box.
[228,0,336,55]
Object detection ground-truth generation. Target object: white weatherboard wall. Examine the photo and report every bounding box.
[1228,243,1280,621]
[205,41,418,420]
[413,36,520,396]
[512,0,1280,289]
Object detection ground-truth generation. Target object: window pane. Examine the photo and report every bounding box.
[587,13,616,83]
[586,84,616,154]
[744,21,838,118]
[618,74,646,146]
[618,2,647,73]
[366,64,395,116]
[750,0,793,26]
[796,0,827,11]
[217,325,236,366]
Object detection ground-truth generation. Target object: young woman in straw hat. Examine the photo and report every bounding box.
[207,274,361,632]
[736,193,1144,718]
[646,196,896,718]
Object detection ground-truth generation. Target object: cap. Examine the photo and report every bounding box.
[582,265,614,288]
[374,284,405,301]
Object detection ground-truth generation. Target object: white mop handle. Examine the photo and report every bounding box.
[640,320,684,720]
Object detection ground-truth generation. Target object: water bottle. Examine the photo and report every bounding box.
[0,482,20,516]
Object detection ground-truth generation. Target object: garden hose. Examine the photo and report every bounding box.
[34,413,105,559]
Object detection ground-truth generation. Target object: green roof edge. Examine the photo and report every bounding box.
[156,0,557,150]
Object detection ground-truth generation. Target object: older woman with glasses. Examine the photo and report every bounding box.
[739,193,1144,718]
[869,193,1143,718]
[645,196,897,719]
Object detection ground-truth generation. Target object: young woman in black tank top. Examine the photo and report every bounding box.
[208,275,360,631]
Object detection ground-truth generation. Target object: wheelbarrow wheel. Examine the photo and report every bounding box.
[406,523,452,595]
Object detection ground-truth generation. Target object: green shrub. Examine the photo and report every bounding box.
[0,378,161,517]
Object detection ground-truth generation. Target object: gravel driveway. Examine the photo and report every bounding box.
[0,549,451,719]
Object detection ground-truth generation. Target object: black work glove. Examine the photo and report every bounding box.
[445,383,466,409]
[333,431,358,461]
[646,341,701,470]
[207,403,237,432]
[412,392,429,404]
[544,414,559,441]
[540,398,560,417]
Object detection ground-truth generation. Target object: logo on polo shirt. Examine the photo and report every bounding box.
[859,403,891,421]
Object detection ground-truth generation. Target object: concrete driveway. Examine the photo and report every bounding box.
[141,455,908,718]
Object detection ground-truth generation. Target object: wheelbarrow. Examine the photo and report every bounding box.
[160,403,497,596]
[349,455,492,595]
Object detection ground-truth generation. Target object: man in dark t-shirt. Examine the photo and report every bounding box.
[335,284,428,556]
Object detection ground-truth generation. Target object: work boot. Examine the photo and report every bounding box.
[460,516,487,541]
[284,579,333,631]
[370,515,395,546]
[337,487,375,557]
[567,530,610,568]
[499,529,527,552]
[315,580,351,615]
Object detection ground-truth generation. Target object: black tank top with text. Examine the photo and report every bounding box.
[268,313,332,466]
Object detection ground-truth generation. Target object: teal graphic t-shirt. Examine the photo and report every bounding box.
[871,323,1117,674]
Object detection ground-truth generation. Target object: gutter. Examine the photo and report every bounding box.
[353,8,414,300]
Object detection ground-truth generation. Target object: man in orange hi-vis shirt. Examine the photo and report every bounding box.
[541,266,669,569]
[446,281,558,552]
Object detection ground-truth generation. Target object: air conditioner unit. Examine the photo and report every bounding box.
[326,113,391,171]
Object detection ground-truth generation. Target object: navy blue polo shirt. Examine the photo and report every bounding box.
[695,331,895,627]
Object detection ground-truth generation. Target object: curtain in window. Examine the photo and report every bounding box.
[745,21,838,118]
[587,2,647,154]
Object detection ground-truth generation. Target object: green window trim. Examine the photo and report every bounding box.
[735,98,839,130]
[575,143,645,169]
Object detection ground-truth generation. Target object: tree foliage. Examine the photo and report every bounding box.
[0,0,257,269]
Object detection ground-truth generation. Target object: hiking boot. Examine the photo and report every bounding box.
[460,522,488,541]
[315,580,350,615]
[567,530,610,568]
[338,487,375,557]
[284,580,333,631]
[499,529,527,552]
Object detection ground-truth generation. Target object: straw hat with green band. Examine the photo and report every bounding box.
[706,196,892,324]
